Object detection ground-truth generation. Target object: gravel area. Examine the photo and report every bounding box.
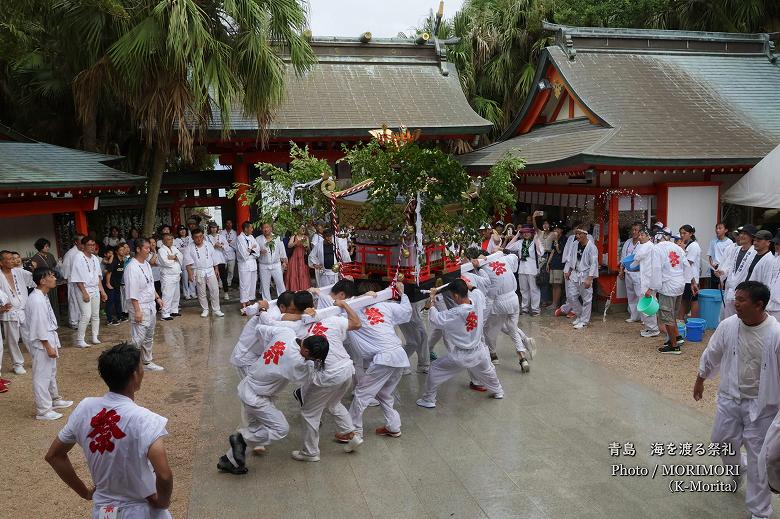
[0,303,215,518]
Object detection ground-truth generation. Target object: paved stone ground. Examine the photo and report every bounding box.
[187,312,779,519]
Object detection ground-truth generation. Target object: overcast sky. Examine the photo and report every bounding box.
[308,0,465,37]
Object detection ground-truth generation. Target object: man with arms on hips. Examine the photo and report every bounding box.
[505,224,543,316]
[0,250,35,375]
[619,222,644,325]
[70,237,107,348]
[125,239,165,372]
[417,278,504,409]
[220,219,238,297]
[564,228,599,329]
[185,228,225,318]
[695,281,780,519]
[45,343,173,518]
[256,222,288,301]
[717,225,757,319]
[61,234,85,329]
[236,221,259,307]
[309,228,350,288]
[157,233,182,321]
[25,268,73,420]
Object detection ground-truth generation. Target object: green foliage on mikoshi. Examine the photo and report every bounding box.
[342,139,524,249]
[229,143,332,235]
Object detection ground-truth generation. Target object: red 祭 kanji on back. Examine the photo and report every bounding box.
[488,261,507,276]
[668,251,680,268]
[308,322,329,336]
[87,408,126,454]
[263,341,286,365]
[465,311,478,332]
[364,307,385,325]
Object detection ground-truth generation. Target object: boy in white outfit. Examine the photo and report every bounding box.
[25,268,73,420]
[69,237,107,348]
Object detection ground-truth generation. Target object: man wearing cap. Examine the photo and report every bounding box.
[655,233,690,354]
[718,225,757,319]
[506,225,543,316]
[564,228,599,329]
[746,230,775,288]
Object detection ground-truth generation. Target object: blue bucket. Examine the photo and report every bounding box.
[697,289,723,330]
[621,254,640,272]
[677,322,686,339]
[686,318,706,342]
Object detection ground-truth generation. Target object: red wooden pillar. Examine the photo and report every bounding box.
[234,159,250,225]
[608,174,620,271]
[74,210,88,234]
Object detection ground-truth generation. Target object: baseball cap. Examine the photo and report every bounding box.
[739,224,758,237]
[754,229,773,241]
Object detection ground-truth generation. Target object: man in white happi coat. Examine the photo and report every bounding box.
[25,268,73,420]
[61,234,85,328]
[0,250,35,375]
[218,325,326,475]
[346,281,411,445]
[156,234,182,320]
[207,222,230,300]
[764,235,780,322]
[256,223,288,301]
[46,343,173,519]
[184,228,224,318]
[695,281,780,519]
[564,229,599,329]
[505,224,543,315]
[555,225,586,319]
[236,221,259,306]
[717,225,757,319]
[472,253,533,372]
[69,237,107,348]
[629,228,660,337]
[620,222,643,324]
[220,219,238,295]
[309,229,350,288]
[746,230,776,288]
[173,225,196,300]
[125,239,165,372]
[417,279,504,408]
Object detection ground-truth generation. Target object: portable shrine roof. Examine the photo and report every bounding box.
[201,37,493,140]
[460,23,780,171]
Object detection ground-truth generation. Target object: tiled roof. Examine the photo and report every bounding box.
[0,142,143,190]
[468,24,780,169]
[202,38,493,138]
[458,119,612,170]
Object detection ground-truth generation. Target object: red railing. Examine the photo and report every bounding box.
[340,242,461,283]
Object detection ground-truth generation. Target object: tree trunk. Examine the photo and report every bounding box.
[82,111,98,152]
[142,145,167,236]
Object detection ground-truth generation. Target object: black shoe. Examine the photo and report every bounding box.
[293,387,304,407]
[108,320,120,327]
[162,317,174,321]
[217,454,247,475]
[658,342,681,355]
[229,433,247,467]
[119,315,129,322]
[676,335,685,347]
[171,312,181,317]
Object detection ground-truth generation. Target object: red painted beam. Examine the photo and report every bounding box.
[0,197,98,218]
[219,150,345,166]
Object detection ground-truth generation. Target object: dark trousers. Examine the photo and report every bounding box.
[218,264,228,291]
[105,287,121,322]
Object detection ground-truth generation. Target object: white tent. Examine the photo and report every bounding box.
[723,144,780,208]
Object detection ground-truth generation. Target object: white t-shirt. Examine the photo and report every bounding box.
[69,253,103,292]
[683,240,701,284]
[207,234,227,265]
[304,316,354,386]
[62,245,81,280]
[124,258,156,308]
[239,325,311,404]
[256,236,287,268]
[236,233,259,271]
[348,295,412,368]
[739,317,775,399]
[24,288,60,351]
[220,229,238,261]
[184,241,218,274]
[58,392,169,515]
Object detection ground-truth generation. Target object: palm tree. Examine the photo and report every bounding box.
[69,0,316,235]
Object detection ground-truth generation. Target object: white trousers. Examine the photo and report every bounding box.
[711,396,774,518]
[259,265,285,301]
[129,306,156,364]
[517,273,540,314]
[195,272,220,312]
[561,276,578,313]
[67,283,81,326]
[624,273,641,321]
[32,347,61,415]
[238,269,257,303]
[120,286,127,313]
[77,289,100,342]
[0,320,25,371]
[484,312,527,354]
[239,395,289,448]
[349,363,404,436]
[571,281,594,324]
[160,275,180,317]
[300,377,354,457]
[400,300,429,369]
[421,348,503,404]
[180,268,196,299]
[226,259,236,286]
[427,327,443,355]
